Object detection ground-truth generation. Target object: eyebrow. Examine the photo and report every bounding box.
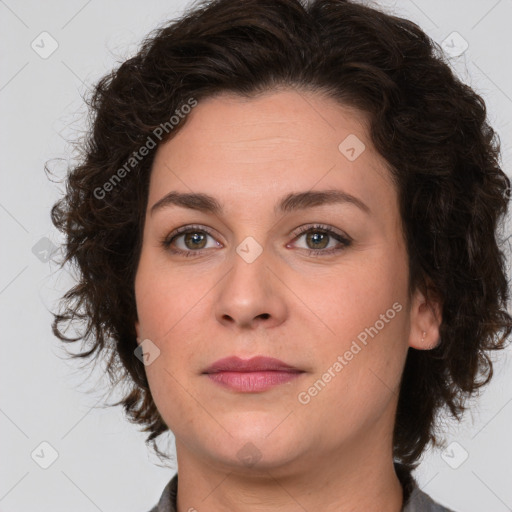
[150,189,371,217]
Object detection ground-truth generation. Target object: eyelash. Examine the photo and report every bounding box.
[160,223,352,258]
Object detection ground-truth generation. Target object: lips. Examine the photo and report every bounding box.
[203,356,304,392]
[203,356,302,374]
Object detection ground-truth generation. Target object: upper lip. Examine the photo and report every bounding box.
[203,356,303,374]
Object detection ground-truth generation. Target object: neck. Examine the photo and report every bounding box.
[174,438,404,512]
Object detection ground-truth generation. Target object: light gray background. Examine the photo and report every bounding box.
[1,0,511,511]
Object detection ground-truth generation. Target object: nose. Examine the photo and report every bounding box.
[214,249,288,330]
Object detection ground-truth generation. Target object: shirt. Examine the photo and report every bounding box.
[147,471,455,512]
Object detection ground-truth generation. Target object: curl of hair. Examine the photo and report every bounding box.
[49,0,512,473]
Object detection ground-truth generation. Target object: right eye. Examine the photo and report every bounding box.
[161,225,222,257]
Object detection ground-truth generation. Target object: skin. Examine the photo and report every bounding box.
[134,87,442,512]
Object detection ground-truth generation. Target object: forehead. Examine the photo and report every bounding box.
[155,88,370,162]
[148,88,396,220]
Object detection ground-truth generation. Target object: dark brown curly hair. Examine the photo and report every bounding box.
[48,0,512,478]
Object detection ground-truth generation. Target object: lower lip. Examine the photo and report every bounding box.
[205,371,303,392]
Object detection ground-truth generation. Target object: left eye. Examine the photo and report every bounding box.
[289,225,352,255]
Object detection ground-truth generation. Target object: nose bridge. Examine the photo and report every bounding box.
[214,236,287,328]
[225,236,271,305]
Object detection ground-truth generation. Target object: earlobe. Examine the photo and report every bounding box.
[408,287,442,350]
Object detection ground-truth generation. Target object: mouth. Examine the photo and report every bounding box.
[202,356,305,393]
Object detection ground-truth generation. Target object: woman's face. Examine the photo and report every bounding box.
[134,88,431,474]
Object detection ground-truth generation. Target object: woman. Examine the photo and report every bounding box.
[49,0,511,510]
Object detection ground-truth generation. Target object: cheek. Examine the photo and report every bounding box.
[135,261,203,427]
[295,251,409,408]
[134,258,203,406]
[134,251,208,342]
[295,304,408,450]
[298,252,407,351]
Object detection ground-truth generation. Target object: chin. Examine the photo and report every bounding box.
[205,419,303,470]
[208,442,302,475]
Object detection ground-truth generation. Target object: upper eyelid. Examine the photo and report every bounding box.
[165,224,217,241]
[165,223,350,246]
[293,224,351,241]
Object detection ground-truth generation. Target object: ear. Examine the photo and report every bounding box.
[408,284,442,350]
